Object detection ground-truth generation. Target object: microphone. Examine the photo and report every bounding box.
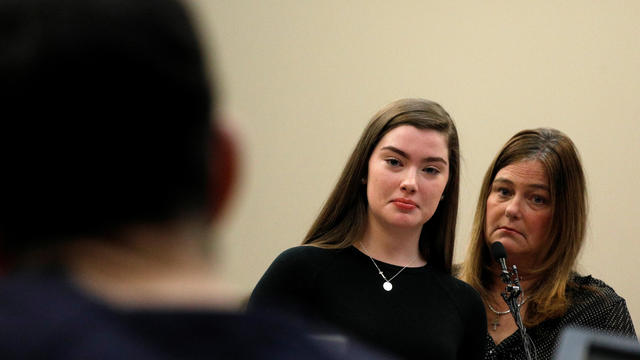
[490,242,533,359]
[490,241,510,284]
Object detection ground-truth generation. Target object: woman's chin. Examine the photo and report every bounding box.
[387,217,424,230]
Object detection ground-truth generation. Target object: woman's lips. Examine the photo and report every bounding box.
[496,226,524,237]
[392,198,417,210]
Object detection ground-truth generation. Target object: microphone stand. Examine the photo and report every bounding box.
[500,264,534,360]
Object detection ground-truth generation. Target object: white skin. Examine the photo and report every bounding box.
[484,159,553,343]
[485,160,553,272]
[358,125,449,266]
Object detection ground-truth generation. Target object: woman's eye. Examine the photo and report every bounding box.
[496,187,511,196]
[385,158,401,167]
[531,195,547,205]
[423,167,440,175]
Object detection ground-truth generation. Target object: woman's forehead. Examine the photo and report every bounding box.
[494,160,549,189]
[374,126,448,159]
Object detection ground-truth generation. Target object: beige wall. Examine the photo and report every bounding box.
[190,1,640,329]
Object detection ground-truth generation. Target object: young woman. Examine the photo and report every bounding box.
[249,98,486,359]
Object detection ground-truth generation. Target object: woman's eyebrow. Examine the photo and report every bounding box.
[380,145,409,158]
[493,177,549,191]
[493,178,513,186]
[380,145,448,165]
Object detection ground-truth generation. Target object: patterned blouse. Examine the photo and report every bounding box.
[484,275,636,360]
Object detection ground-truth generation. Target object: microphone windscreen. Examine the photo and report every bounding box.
[490,241,507,261]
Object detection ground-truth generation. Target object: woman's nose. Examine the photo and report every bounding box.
[505,197,522,219]
[400,169,417,193]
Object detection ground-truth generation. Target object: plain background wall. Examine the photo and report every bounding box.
[189,1,639,330]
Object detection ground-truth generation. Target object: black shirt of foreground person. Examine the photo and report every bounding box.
[0,274,353,360]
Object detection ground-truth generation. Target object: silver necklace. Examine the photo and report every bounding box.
[487,296,528,331]
[359,242,417,292]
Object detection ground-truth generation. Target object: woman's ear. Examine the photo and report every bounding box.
[209,125,238,221]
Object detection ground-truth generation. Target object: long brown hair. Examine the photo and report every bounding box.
[461,128,587,326]
[303,98,460,274]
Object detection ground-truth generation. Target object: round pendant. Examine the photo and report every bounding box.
[383,281,393,291]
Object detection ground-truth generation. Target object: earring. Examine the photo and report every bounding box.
[440,194,445,201]
[361,177,367,184]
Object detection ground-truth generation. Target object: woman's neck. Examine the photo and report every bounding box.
[358,219,425,267]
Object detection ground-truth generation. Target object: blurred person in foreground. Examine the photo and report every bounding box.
[0,0,382,358]
[460,128,636,360]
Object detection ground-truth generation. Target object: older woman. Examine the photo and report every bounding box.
[249,98,486,359]
[461,128,636,360]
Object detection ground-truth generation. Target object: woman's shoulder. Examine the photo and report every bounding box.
[275,245,344,260]
[569,274,625,303]
[268,245,347,270]
[425,271,486,331]
[561,274,636,336]
[428,269,485,309]
[248,246,340,310]
[565,274,629,320]
[431,267,480,295]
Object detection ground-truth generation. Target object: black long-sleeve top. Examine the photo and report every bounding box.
[248,245,487,360]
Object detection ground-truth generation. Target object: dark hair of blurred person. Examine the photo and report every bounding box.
[2,0,214,262]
